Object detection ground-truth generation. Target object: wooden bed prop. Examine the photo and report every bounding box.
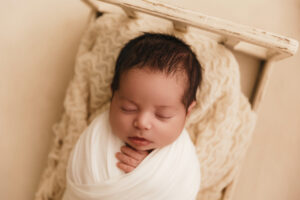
[80,0,299,199]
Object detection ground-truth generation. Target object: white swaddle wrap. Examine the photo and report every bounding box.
[63,110,201,200]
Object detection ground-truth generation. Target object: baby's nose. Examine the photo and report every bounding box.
[133,113,152,130]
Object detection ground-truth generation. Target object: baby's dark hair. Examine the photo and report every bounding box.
[111,32,202,111]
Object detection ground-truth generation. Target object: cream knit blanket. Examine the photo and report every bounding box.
[62,110,201,200]
[35,10,256,200]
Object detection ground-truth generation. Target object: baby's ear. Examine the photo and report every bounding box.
[187,101,196,116]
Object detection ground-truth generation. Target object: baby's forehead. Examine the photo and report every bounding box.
[119,67,188,101]
[123,66,188,86]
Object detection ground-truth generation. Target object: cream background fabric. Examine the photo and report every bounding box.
[35,10,256,200]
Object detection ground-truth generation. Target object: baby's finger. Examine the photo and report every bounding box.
[116,162,135,173]
[121,146,149,161]
[115,152,139,167]
[136,149,150,156]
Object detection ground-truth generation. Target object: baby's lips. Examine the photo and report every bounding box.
[128,136,152,146]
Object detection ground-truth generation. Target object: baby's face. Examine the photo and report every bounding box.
[109,67,193,151]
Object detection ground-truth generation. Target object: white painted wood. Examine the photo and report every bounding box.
[81,0,99,11]
[234,42,269,60]
[251,60,274,112]
[121,7,137,18]
[224,38,240,49]
[173,21,187,32]
[82,0,298,60]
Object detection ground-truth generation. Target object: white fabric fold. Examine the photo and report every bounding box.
[63,110,201,200]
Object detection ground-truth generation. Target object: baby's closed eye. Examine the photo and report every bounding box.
[155,113,173,119]
[120,105,138,113]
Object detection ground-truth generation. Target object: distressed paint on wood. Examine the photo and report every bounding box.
[82,0,298,60]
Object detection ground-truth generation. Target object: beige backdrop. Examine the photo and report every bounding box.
[1,0,299,200]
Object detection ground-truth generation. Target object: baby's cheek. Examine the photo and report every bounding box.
[110,112,125,136]
[167,121,185,141]
[156,124,180,146]
[116,114,133,133]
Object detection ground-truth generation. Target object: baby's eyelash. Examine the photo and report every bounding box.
[121,107,137,112]
[155,114,172,120]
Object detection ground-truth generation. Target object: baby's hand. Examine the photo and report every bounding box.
[115,145,149,173]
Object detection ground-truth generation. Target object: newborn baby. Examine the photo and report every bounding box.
[63,32,202,200]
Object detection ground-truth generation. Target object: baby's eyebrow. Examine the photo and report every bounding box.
[155,105,176,110]
[119,95,138,105]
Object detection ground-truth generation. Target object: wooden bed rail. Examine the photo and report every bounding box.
[81,0,298,61]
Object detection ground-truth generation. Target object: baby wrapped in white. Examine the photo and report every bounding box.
[63,110,201,200]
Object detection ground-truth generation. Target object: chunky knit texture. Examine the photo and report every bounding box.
[35,11,256,200]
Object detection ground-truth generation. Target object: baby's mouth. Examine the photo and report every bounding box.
[128,136,152,146]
